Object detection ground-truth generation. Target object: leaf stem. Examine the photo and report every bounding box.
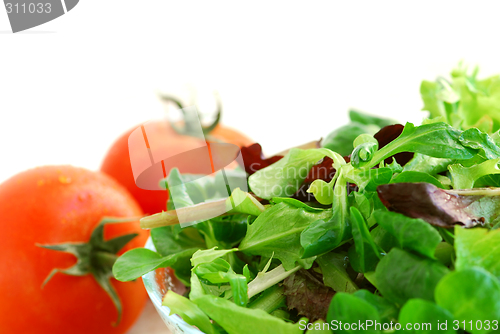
[247,265,300,298]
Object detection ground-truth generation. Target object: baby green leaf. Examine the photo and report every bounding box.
[195,295,304,334]
[448,158,500,189]
[163,291,219,334]
[364,122,476,168]
[151,226,205,257]
[316,252,358,293]
[353,290,399,324]
[326,293,381,334]
[112,247,197,282]
[459,127,500,159]
[348,207,383,273]
[194,257,248,306]
[306,178,336,205]
[349,109,396,128]
[301,172,350,258]
[270,197,324,211]
[403,153,452,175]
[351,142,378,168]
[373,211,442,259]
[239,202,332,270]
[435,267,500,334]
[321,122,380,156]
[248,148,345,199]
[191,247,237,267]
[390,171,444,189]
[455,226,500,280]
[375,248,449,305]
[398,299,456,334]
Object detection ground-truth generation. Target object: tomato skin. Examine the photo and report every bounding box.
[100,120,253,215]
[0,166,148,334]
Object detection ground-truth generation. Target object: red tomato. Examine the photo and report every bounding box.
[0,166,148,334]
[100,120,253,215]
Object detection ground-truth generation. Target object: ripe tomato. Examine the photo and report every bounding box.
[0,166,148,334]
[100,120,253,215]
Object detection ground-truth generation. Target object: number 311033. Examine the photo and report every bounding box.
[5,3,52,14]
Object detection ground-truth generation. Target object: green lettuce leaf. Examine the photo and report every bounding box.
[239,202,332,270]
[435,267,500,334]
[455,226,500,280]
[194,294,304,334]
[373,211,442,259]
[375,248,449,305]
[398,299,456,334]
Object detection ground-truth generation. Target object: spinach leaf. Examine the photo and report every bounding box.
[375,248,449,305]
[326,293,381,334]
[353,290,399,324]
[321,122,379,156]
[239,202,332,270]
[271,197,324,212]
[435,267,500,334]
[370,225,399,254]
[112,247,198,282]
[455,226,500,280]
[348,207,383,273]
[403,153,453,175]
[373,211,442,259]
[350,191,376,221]
[151,226,205,257]
[349,110,396,128]
[316,252,358,293]
[321,110,395,157]
[162,291,219,334]
[390,171,445,189]
[198,214,248,249]
[398,299,456,334]
[301,172,350,258]
[195,295,304,334]
[150,226,206,284]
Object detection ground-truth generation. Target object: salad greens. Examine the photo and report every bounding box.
[113,65,500,333]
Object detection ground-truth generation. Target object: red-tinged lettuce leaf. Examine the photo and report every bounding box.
[376,182,497,228]
[374,124,414,165]
[292,157,337,202]
[283,269,335,322]
[239,143,283,175]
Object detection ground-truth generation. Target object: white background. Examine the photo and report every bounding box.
[1,1,500,184]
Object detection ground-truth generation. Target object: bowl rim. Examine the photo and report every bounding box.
[142,237,204,334]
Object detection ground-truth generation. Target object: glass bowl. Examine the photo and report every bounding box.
[142,238,203,334]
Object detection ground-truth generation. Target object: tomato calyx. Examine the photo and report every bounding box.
[159,94,222,139]
[37,217,141,326]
